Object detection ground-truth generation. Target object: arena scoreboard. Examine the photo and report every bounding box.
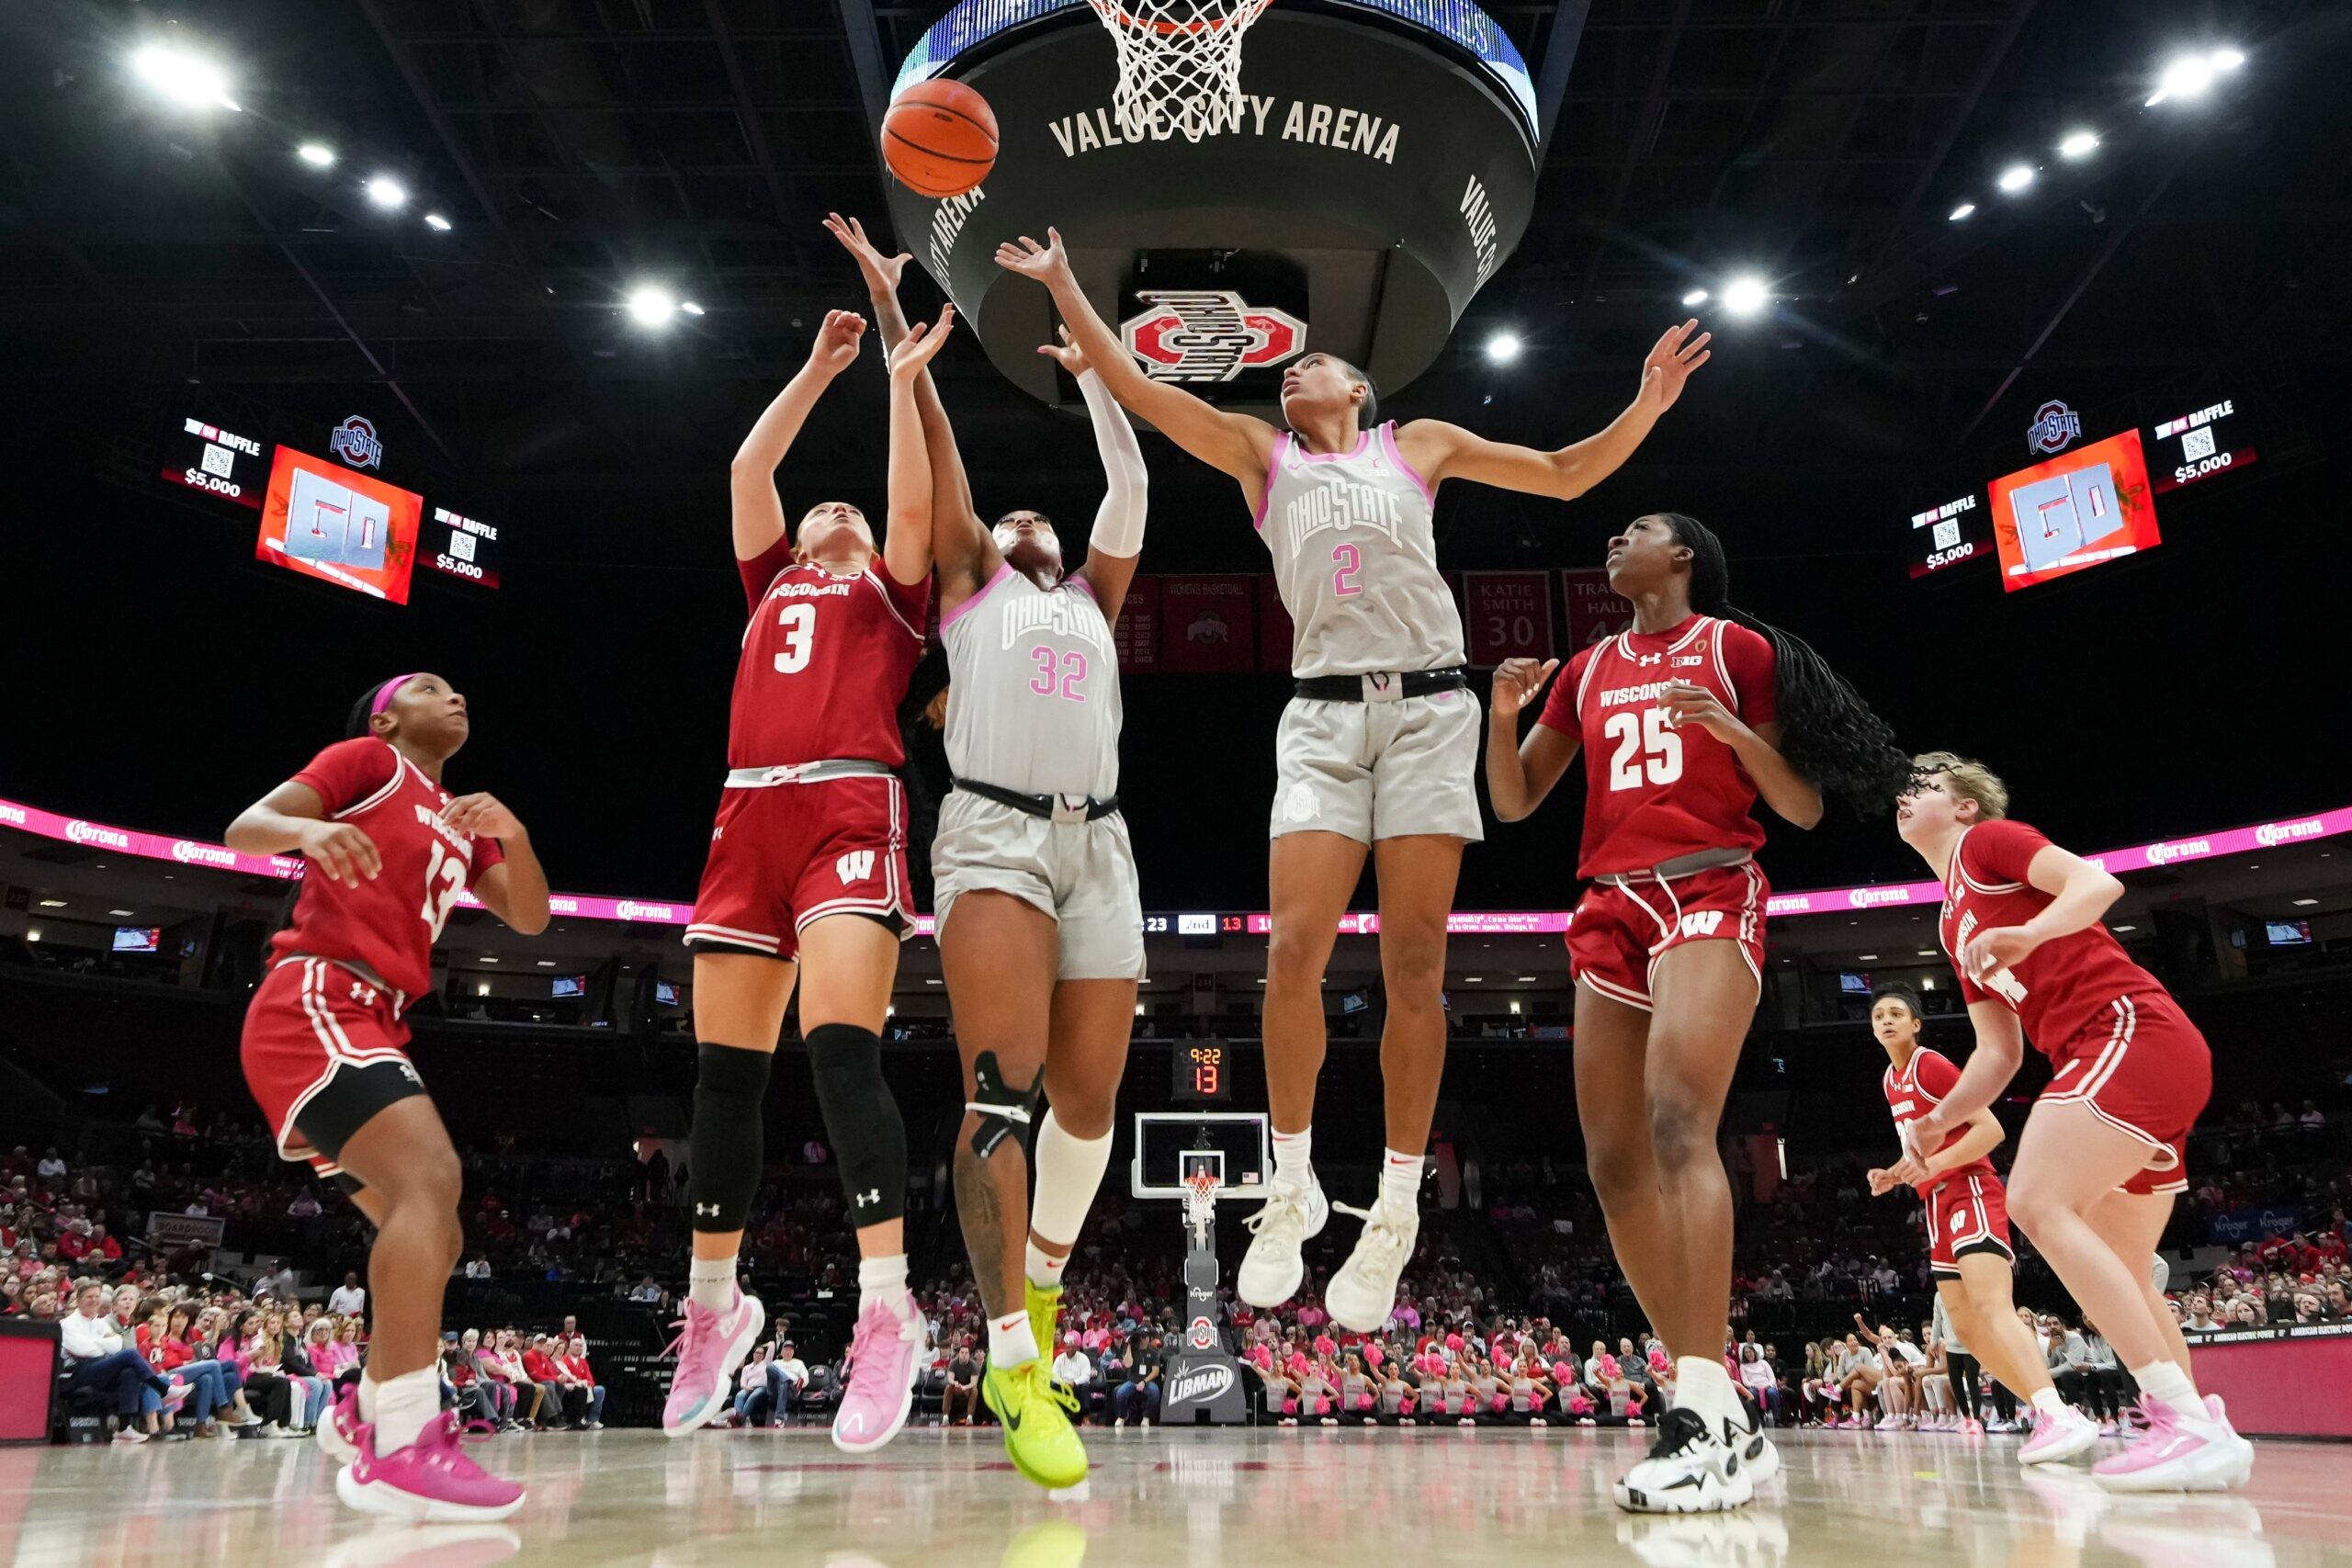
[1171,1043,1232,1103]
[254,446,424,604]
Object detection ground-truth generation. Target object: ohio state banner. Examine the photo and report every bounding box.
[1159,575,1257,671]
[1464,571,1555,665]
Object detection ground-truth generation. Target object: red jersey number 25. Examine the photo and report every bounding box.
[421,840,469,940]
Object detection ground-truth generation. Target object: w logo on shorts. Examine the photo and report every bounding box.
[835,850,876,886]
[1678,910,1724,939]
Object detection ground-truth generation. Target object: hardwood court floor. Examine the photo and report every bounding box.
[2,1425,2346,1567]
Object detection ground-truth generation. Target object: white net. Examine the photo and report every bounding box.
[1086,0,1273,144]
[1181,1170,1221,1247]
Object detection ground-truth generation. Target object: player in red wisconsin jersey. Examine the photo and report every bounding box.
[1898,752,2249,1490]
[1861,984,2074,1450]
[662,288,956,1446]
[1488,512,1908,1512]
[225,672,550,1520]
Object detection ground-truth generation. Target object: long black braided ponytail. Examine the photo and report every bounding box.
[1660,513,1912,816]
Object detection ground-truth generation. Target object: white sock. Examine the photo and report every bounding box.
[1024,1239,1070,1291]
[372,1367,441,1458]
[2030,1388,2065,1416]
[1379,1149,1422,1214]
[988,1310,1039,1369]
[688,1256,736,1313]
[2132,1359,2200,1413]
[1272,1126,1314,1191]
[356,1371,379,1423]
[1675,1357,1737,1428]
[858,1254,914,1319]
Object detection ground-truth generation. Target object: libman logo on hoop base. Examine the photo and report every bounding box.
[1123,289,1305,383]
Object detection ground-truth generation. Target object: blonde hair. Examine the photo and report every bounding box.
[1912,750,2009,820]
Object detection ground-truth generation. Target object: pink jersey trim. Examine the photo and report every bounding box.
[1289,426,1374,465]
[1066,573,1098,600]
[1380,422,1436,506]
[941,558,1016,632]
[1252,433,1292,534]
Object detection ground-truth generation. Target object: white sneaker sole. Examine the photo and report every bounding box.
[1613,1469,1755,1514]
[831,1324,930,1455]
[1236,1189,1327,1310]
[316,1415,359,1465]
[663,1294,766,1438]
[2095,1437,2254,1494]
[335,1462,525,1524]
[1739,1434,1780,1485]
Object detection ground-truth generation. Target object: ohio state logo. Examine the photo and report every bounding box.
[329,415,384,470]
[1121,290,1306,383]
[1189,1314,1216,1350]
[2026,400,2082,456]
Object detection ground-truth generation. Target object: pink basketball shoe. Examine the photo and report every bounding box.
[831,1295,928,1454]
[335,1416,525,1523]
[2019,1403,2099,1466]
[2094,1396,2247,1491]
[317,1382,363,1463]
[662,1287,765,1437]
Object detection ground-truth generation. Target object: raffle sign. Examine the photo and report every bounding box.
[1560,569,1633,650]
[1463,571,1554,665]
[1159,575,1257,671]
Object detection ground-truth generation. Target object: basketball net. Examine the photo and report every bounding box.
[1181,1168,1222,1248]
[1086,0,1272,144]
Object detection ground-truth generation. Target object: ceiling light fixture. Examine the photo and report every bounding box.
[1681,288,1709,307]
[626,284,677,326]
[1949,202,1976,221]
[130,45,232,111]
[365,176,408,209]
[1996,164,2036,194]
[2057,129,2100,159]
[424,212,452,231]
[1484,331,1522,364]
[1721,276,1769,316]
[298,143,337,168]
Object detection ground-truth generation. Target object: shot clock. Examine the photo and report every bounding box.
[1171,1043,1231,1103]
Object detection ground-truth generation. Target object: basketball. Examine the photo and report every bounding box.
[881,79,999,199]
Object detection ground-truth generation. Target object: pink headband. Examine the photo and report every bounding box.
[370,673,423,717]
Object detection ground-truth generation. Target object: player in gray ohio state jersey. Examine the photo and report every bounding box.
[997,226,1712,1343]
[841,209,1149,1493]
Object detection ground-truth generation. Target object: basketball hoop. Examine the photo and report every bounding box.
[1181,1167,1222,1244]
[1086,0,1272,143]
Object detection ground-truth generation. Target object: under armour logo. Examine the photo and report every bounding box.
[695,1202,719,1217]
[836,850,876,886]
[395,1063,422,1086]
[349,981,379,1006]
[1635,653,1663,668]
[855,1189,881,1207]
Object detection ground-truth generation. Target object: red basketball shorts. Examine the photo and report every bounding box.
[1923,1170,2015,1276]
[2037,989,2211,1196]
[1567,861,1770,1011]
[240,957,424,1191]
[684,773,911,963]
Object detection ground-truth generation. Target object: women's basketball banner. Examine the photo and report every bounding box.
[1110,576,1162,671]
[1159,575,1257,671]
[1560,569,1634,649]
[1463,571,1554,665]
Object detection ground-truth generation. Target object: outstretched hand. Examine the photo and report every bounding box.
[889,304,957,380]
[995,228,1074,288]
[1490,657,1561,717]
[1035,324,1091,378]
[1635,319,1712,414]
[823,212,910,295]
[808,309,867,376]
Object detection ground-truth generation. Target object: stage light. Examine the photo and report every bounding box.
[1681,288,1709,306]
[297,143,336,167]
[1721,276,1768,316]
[626,284,678,326]
[2211,48,2245,72]
[1996,164,2036,194]
[680,300,706,316]
[2148,53,2216,107]
[2058,130,2099,159]
[1484,331,1522,364]
[365,176,408,209]
[130,44,231,110]
[424,212,451,231]
[1949,202,1976,221]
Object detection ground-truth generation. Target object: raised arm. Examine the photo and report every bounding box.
[825,213,989,591]
[886,306,960,583]
[732,312,865,562]
[1958,843,2126,985]
[1039,328,1149,619]
[1401,321,1711,500]
[226,782,379,888]
[996,228,1276,500]
[1486,658,1576,822]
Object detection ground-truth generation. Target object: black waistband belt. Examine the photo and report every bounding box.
[953,777,1120,824]
[1293,666,1470,704]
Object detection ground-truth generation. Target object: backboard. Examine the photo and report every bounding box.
[1131,1110,1271,1201]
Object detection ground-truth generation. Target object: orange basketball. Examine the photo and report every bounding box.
[882,79,999,199]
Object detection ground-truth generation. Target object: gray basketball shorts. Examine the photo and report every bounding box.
[1269,687,1484,844]
[931,791,1148,982]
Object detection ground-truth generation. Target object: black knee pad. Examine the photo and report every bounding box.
[966,1050,1042,1161]
[806,1023,907,1225]
[688,1043,774,1233]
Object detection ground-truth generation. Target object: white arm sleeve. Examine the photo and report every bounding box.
[1076,368,1148,559]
